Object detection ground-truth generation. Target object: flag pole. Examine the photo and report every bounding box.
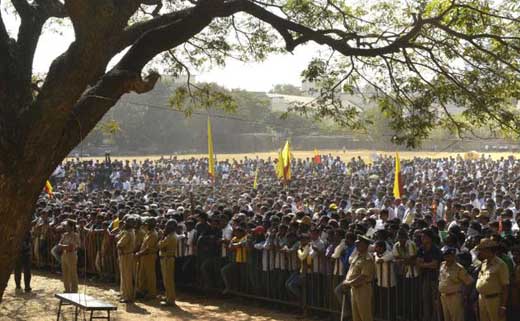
[207,115,216,195]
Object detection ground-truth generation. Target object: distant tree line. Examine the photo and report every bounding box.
[76,80,517,156]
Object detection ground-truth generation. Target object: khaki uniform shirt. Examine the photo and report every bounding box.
[438,262,472,293]
[476,257,509,295]
[158,234,177,257]
[60,232,80,253]
[117,229,136,255]
[39,223,49,241]
[134,228,145,252]
[140,230,158,255]
[346,252,375,287]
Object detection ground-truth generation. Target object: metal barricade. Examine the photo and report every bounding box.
[33,236,486,321]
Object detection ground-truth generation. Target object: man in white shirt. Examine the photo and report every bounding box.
[403,200,416,225]
[374,240,396,320]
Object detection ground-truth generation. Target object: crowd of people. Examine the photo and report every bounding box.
[17,153,520,321]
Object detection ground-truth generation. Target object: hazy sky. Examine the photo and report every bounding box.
[198,47,317,92]
[2,6,318,92]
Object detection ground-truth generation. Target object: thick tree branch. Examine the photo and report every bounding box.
[239,0,433,56]
[55,70,160,164]
[16,15,46,86]
[64,0,140,41]
[118,8,194,53]
[117,0,242,73]
[35,0,67,18]
[11,0,33,18]
[8,1,67,113]
[32,1,142,121]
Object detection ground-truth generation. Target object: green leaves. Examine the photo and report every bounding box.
[124,0,520,148]
[96,120,122,136]
[169,83,237,117]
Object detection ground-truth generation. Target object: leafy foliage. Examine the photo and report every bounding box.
[169,83,238,116]
[140,1,520,148]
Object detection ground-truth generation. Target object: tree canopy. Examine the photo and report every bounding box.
[0,0,520,300]
[1,0,519,154]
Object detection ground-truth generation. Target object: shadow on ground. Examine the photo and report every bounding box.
[0,271,301,321]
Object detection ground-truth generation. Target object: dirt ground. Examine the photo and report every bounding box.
[0,271,302,321]
[67,149,520,162]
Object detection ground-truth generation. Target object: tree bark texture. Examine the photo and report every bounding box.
[0,171,43,301]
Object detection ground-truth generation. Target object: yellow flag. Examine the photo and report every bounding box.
[281,140,291,180]
[44,180,53,198]
[393,152,403,199]
[207,117,215,180]
[276,150,284,179]
[253,167,259,190]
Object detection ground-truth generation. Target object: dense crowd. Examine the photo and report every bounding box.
[19,153,520,321]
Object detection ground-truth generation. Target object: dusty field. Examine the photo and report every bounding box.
[0,272,301,321]
[67,149,520,162]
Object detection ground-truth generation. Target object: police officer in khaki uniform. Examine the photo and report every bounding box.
[158,219,178,306]
[340,235,375,321]
[134,217,145,285]
[475,238,509,321]
[59,220,80,293]
[136,217,159,300]
[438,247,473,321]
[117,216,136,303]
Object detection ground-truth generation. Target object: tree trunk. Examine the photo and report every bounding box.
[0,173,41,302]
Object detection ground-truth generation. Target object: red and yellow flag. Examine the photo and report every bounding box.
[313,148,321,164]
[44,180,54,198]
[207,117,215,181]
[393,152,404,199]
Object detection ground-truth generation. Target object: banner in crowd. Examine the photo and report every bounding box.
[393,152,403,199]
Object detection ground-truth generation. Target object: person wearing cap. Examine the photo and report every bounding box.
[136,217,159,300]
[340,235,375,321]
[58,219,80,293]
[116,216,136,303]
[158,219,178,306]
[438,247,473,321]
[475,238,509,321]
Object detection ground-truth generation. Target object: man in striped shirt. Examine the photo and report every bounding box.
[221,227,248,294]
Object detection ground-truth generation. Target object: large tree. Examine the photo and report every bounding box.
[0,0,519,300]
